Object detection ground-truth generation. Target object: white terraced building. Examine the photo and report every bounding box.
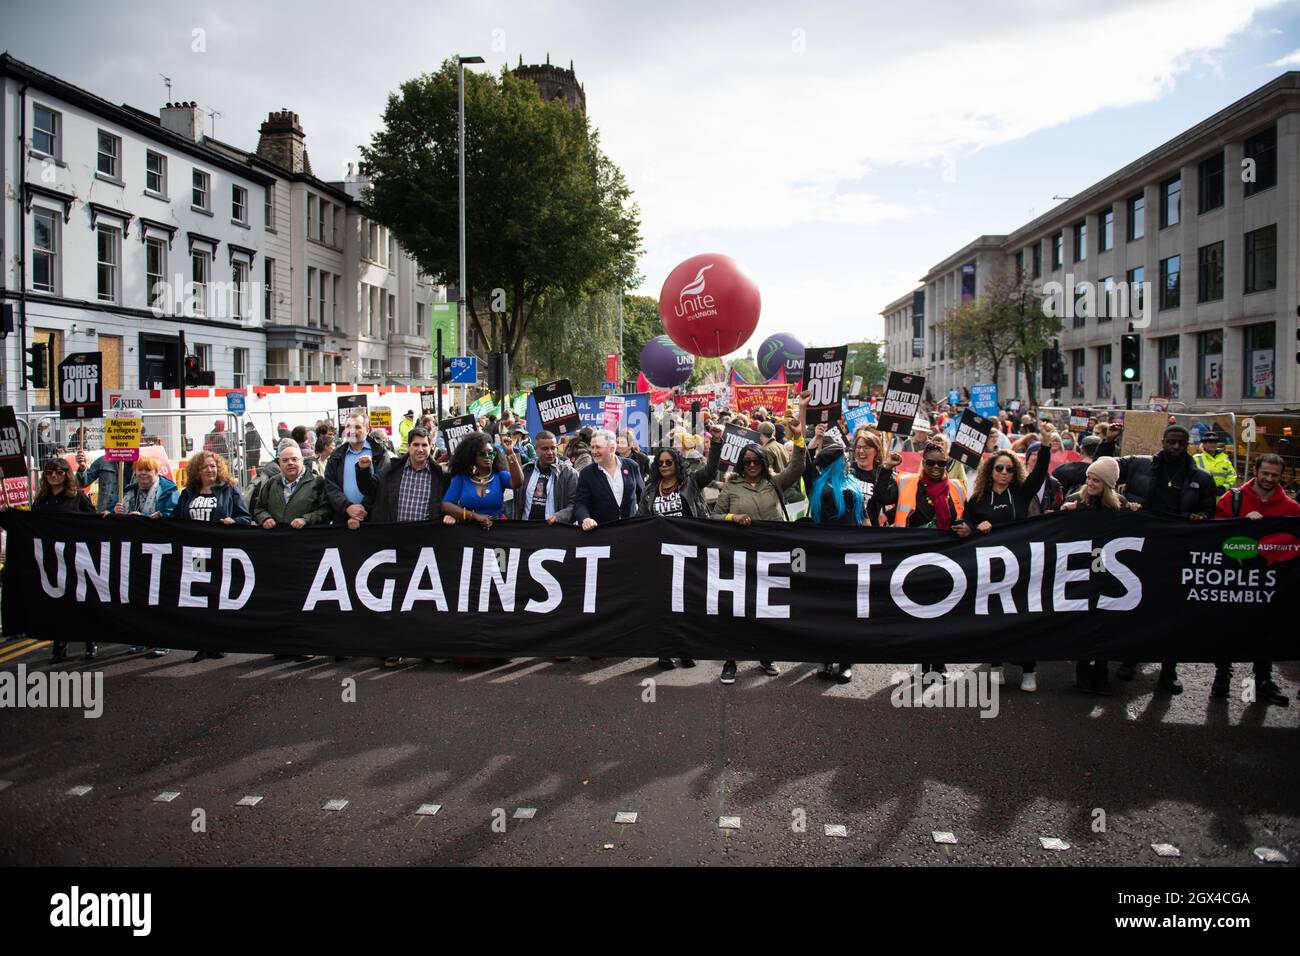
[0,53,450,416]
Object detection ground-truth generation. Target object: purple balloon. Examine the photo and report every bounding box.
[757,332,805,382]
[640,335,695,388]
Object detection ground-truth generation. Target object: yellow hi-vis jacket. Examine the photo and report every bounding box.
[1194,450,1236,491]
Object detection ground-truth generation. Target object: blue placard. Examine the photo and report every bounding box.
[970,383,999,419]
[449,356,477,385]
[947,389,960,406]
[225,391,246,415]
[842,403,876,432]
[601,381,617,391]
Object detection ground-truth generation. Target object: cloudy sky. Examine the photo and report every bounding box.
[8,0,1300,358]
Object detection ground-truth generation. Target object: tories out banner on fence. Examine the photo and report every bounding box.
[733,384,790,417]
[533,380,580,435]
[949,409,993,468]
[420,391,438,416]
[438,414,476,454]
[800,345,847,426]
[3,511,1296,662]
[58,353,103,421]
[877,372,926,435]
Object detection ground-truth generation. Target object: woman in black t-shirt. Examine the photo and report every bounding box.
[965,447,1051,691]
[637,446,719,669]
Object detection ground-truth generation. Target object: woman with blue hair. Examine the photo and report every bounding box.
[805,429,866,683]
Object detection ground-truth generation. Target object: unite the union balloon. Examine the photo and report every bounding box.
[658,253,761,358]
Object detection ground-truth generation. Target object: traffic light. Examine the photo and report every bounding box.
[1120,333,1141,386]
[25,342,49,388]
[1041,347,1060,389]
[488,351,510,399]
[184,354,215,387]
[440,355,455,380]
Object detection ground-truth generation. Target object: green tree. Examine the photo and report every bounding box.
[521,290,620,394]
[844,342,888,394]
[619,294,662,380]
[729,358,761,384]
[940,271,1060,401]
[686,357,724,391]
[361,60,643,364]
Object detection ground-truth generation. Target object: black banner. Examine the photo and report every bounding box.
[949,409,992,468]
[57,352,103,420]
[533,379,580,435]
[2,511,1296,663]
[420,390,438,416]
[878,371,925,435]
[800,345,846,426]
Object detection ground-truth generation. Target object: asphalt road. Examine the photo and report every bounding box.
[1,640,1296,866]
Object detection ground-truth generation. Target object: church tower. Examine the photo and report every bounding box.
[513,53,586,112]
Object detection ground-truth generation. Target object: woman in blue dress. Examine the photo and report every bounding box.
[440,431,524,527]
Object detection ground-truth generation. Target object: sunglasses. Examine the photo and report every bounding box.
[741,457,763,467]
[993,464,1015,474]
[43,465,69,474]
[657,459,675,467]
[923,459,946,468]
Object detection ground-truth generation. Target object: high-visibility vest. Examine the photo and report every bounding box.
[894,473,967,527]
[1194,451,1236,491]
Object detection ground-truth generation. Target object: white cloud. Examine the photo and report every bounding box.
[602,0,1283,247]
[1269,47,1300,67]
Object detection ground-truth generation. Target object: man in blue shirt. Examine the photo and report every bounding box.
[323,411,389,526]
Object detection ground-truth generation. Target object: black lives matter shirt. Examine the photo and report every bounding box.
[652,489,685,517]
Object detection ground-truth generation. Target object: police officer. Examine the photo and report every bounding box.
[1193,430,1237,493]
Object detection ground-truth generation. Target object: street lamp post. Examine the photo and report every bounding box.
[457,54,484,414]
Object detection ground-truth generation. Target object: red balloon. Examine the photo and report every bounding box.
[658,253,761,358]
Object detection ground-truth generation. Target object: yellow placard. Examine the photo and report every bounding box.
[369,407,393,434]
[104,417,142,450]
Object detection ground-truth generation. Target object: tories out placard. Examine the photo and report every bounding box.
[800,345,847,426]
[718,423,761,472]
[438,414,476,454]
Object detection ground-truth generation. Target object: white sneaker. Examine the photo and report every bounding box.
[990,667,1005,685]
[1020,672,1038,692]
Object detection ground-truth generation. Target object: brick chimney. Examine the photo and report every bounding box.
[160,101,204,142]
[256,110,312,175]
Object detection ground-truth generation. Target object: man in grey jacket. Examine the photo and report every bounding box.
[513,430,579,524]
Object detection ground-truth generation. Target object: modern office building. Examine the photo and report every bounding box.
[883,71,1299,412]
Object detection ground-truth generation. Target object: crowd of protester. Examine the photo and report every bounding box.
[6,393,1299,707]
